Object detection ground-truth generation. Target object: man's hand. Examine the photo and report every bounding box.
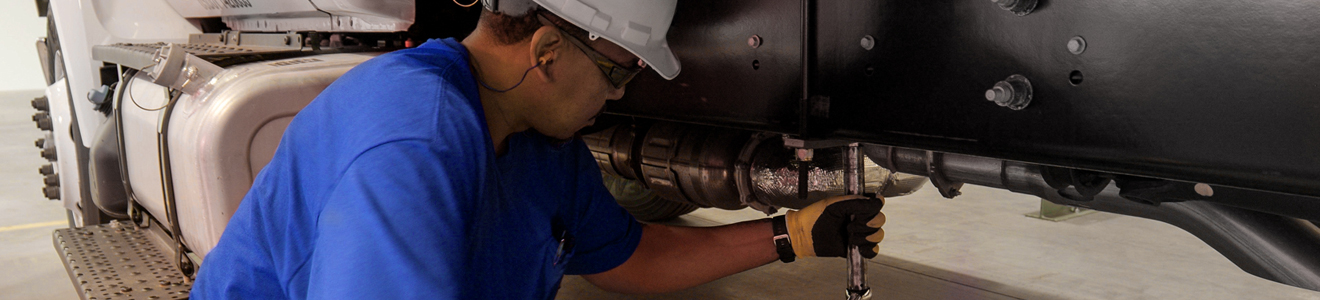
[784,195,886,258]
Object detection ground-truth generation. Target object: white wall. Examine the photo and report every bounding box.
[0,2,50,92]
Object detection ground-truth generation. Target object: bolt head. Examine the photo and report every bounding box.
[1194,183,1214,197]
[795,148,814,161]
[860,35,875,51]
[748,35,762,48]
[986,85,1012,105]
[1067,36,1087,54]
[44,186,60,199]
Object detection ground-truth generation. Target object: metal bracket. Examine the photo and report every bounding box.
[1026,198,1095,221]
[190,31,304,50]
[736,133,780,214]
[783,136,854,199]
[926,151,965,198]
[808,95,831,118]
[782,136,851,149]
[798,95,832,138]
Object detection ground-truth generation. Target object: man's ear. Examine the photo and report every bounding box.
[529,26,564,81]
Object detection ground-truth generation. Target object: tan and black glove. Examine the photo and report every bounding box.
[772,195,886,262]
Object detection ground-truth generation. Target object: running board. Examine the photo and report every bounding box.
[53,221,193,300]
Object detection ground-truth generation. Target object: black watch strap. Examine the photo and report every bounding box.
[771,215,796,263]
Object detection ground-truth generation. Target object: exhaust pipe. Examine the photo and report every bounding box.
[583,122,925,213]
[863,144,1320,291]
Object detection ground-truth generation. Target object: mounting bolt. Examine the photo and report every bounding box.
[31,96,49,111]
[795,148,814,161]
[991,0,1038,16]
[41,139,56,160]
[1067,36,1087,55]
[39,164,54,175]
[44,174,59,186]
[984,74,1034,110]
[860,35,875,51]
[284,36,293,46]
[35,138,44,149]
[33,112,52,131]
[43,185,60,200]
[748,35,762,49]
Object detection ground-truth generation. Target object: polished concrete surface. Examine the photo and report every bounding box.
[2,89,1319,299]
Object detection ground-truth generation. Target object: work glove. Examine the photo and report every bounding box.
[784,195,886,258]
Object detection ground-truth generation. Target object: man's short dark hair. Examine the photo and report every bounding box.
[479,9,591,46]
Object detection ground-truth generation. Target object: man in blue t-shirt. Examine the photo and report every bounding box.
[192,1,887,299]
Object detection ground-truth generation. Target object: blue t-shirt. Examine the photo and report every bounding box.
[192,38,643,300]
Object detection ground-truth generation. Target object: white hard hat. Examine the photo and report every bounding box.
[481,0,682,80]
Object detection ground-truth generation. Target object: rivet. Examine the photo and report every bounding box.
[860,35,875,51]
[748,35,762,49]
[1067,36,1087,55]
[1195,183,1214,197]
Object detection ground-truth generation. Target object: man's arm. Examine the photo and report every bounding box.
[580,219,778,294]
[579,195,886,294]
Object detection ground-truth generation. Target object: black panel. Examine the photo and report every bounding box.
[824,0,1320,197]
[617,0,1320,199]
[610,0,805,134]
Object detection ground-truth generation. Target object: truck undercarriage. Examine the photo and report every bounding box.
[27,0,1320,298]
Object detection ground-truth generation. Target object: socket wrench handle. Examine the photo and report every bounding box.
[843,143,872,299]
[847,244,871,299]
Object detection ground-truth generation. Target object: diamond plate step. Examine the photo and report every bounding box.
[53,221,192,300]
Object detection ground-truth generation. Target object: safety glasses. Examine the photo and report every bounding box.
[539,15,644,89]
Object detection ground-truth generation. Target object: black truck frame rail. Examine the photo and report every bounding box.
[612,0,1320,207]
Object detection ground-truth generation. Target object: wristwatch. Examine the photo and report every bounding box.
[771,215,795,263]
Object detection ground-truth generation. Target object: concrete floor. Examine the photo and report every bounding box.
[558,187,1320,299]
[2,90,79,300]
[2,89,1319,299]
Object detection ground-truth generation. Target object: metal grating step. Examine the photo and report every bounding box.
[53,221,192,300]
[93,42,300,70]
